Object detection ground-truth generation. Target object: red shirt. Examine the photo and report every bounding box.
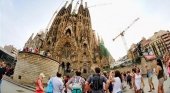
[35,78,44,93]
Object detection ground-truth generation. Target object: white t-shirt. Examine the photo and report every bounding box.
[112,77,122,93]
[135,73,142,90]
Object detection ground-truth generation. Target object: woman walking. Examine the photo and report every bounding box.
[35,73,45,93]
[134,68,144,93]
[107,70,123,93]
[156,59,165,93]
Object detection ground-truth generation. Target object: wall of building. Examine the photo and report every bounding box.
[13,52,59,85]
[161,31,170,53]
[4,45,18,57]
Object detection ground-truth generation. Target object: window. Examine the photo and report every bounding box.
[65,29,71,36]
[83,69,87,73]
[18,75,22,79]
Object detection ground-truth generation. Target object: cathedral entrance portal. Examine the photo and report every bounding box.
[62,42,71,59]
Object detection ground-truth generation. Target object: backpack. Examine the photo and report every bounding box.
[71,77,83,93]
[46,80,53,93]
[127,74,131,80]
[108,82,113,92]
[90,74,103,90]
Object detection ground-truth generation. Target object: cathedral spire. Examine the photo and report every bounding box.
[72,1,79,14]
[64,1,68,7]
[97,33,100,45]
[80,0,83,5]
[84,2,90,17]
[85,2,87,8]
[100,37,104,44]
[24,33,34,48]
[57,1,67,16]
[71,0,73,4]
[29,33,34,41]
[78,0,84,14]
[66,0,72,14]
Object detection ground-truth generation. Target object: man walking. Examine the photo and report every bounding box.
[85,67,107,93]
[50,72,64,93]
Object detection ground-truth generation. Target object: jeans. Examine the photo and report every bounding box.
[117,91,122,93]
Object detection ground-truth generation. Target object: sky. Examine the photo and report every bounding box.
[0,0,170,60]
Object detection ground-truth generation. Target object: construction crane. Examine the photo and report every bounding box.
[87,2,112,8]
[113,18,140,52]
[72,0,112,13]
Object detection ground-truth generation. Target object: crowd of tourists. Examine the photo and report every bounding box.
[35,52,170,93]
[23,47,52,57]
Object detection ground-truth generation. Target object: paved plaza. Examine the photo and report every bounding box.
[124,75,170,93]
[1,80,34,93]
[1,75,170,93]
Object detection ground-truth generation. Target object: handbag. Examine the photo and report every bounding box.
[46,80,53,93]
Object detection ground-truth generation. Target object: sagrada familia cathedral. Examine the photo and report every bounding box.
[24,0,114,73]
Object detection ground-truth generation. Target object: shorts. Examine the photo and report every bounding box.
[148,76,153,83]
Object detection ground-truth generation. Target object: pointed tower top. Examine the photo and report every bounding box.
[85,2,87,8]
[100,37,104,44]
[71,0,74,3]
[97,33,100,45]
[72,1,79,14]
[78,0,84,14]
[66,0,73,14]
[25,33,34,45]
[30,33,34,40]
[64,1,68,7]
[80,0,83,5]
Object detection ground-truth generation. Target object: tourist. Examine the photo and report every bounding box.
[123,72,127,83]
[106,70,123,93]
[34,47,39,54]
[35,73,45,93]
[85,67,107,93]
[121,72,126,90]
[66,71,85,93]
[167,56,170,88]
[134,68,145,93]
[131,68,136,89]
[164,53,170,77]
[103,71,108,78]
[49,72,64,93]
[145,63,155,92]
[126,71,132,89]
[29,47,33,52]
[167,54,170,77]
[163,52,169,67]
[103,71,112,93]
[0,60,6,93]
[63,75,70,93]
[156,59,165,93]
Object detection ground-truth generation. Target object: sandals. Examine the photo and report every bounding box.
[148,90,152,92]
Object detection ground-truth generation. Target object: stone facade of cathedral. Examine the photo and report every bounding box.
[24,1,113,73]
